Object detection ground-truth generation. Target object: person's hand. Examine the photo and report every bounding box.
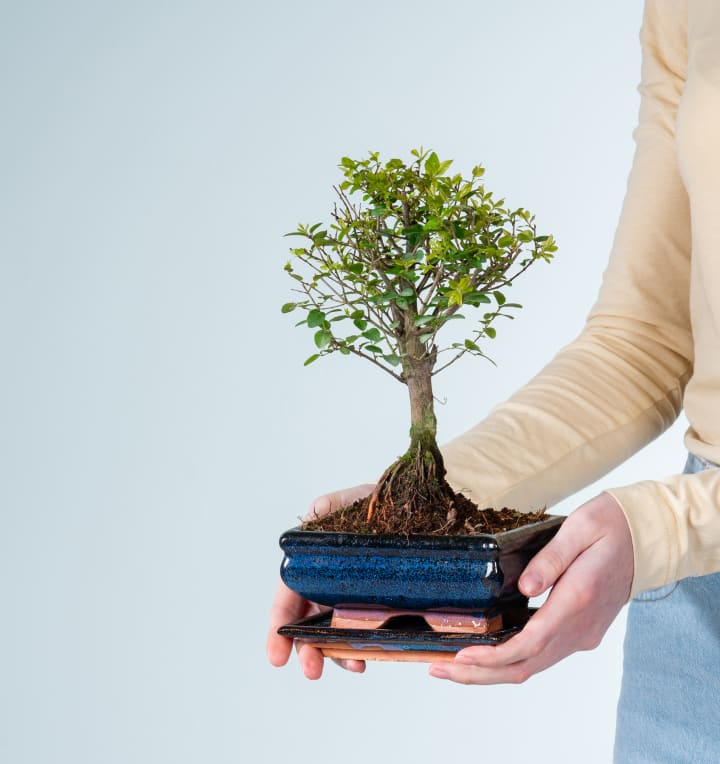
[266,483,375,679]
[428,492,634,685]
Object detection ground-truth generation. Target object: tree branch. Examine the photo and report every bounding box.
[344,345,405,382]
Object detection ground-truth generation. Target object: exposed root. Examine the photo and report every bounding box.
[366,459,403,524]
[302,438,548,536]
[362,440,450,531]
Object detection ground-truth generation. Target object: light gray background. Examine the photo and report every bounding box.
[2,1,684,762]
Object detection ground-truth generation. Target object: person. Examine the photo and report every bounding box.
[268,1,720,759]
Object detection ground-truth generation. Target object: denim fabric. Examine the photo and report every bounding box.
[614,453,720,763]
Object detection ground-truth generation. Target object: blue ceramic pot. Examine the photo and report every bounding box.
[279,515,564,613]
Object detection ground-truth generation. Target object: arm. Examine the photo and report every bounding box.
[431,0,696,685]
[442,0,692,597]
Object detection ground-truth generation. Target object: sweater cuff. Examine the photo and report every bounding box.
[604,482,679,597]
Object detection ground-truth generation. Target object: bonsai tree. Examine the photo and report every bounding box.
[282,148,557,534]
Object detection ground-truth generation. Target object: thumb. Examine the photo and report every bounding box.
[304,483,375,521]
[518,519,587,597]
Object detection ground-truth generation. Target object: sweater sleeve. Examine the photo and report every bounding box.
[441,0,695,596]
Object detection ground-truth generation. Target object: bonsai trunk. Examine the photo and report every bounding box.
[301,344,549,535]
[365,350,456,527]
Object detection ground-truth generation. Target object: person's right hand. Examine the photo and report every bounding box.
[266,483,375,679]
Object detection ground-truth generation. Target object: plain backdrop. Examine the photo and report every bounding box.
[1,1,689,762]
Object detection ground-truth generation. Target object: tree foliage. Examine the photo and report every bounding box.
[282,148,557,382]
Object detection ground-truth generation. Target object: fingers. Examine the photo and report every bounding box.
[296,641,326,680]
[304,483,375,521]
[270,482,374,679]
[429,592,569,685]
[332,657,367,673]
[429,606,562,683]
[429,656,535,685]
[266,580,311,667]
[518,510,599,597]
[295,640,367,678]
[267,580,367,677]
[455,600,560,669]
[430,495,634,686]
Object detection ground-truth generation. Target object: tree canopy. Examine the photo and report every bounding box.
[283,148,557,383]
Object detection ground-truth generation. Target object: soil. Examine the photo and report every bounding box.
[302,484,547,536]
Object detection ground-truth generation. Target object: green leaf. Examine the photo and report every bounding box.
[402,223,424,250]
[425,151,440,175]
[364,344,382,353]
[485,327,497,339]
[448,289,463,307]
[307,309,326,328]
[281,302,297,314]
[304,354,320,366]
[383,354,401,366]
[419,332,434,344]
[493,291,506,306]
[465,292,491,306]
[452,222,467,239]
[414,315,435,326]
[464,339,481,352]
[353,318,368,330]
[362,327,382,342]
[314,330,332,348]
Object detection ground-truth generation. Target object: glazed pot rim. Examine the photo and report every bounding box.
[280,513,564,553]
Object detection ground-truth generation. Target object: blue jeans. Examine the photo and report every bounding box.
[614,453,720,763]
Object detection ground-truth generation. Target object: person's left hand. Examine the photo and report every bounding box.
[428,492,634,684]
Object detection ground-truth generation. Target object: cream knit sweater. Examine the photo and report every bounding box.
[442,0,720,596]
